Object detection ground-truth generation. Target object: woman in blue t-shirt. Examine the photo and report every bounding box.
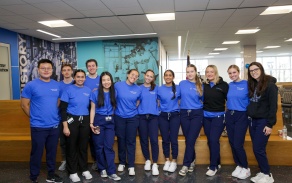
[89,71,121,181]
[60,69,92,182]
[138,69,160,176]
[157,70,181,173]
[226,65,250,179]
[178,64,204,176]
[114,69,142,176]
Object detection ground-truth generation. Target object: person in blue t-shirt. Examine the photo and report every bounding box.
[178,64,204,176]
[226,65,251,179]
[114,69,142,176]
[89,71,121,181]
[21,59,63,183]
[58,63,74,171]
[83,59,100,170]
[60,69,92,182]
[157,70,181,173]
[203,65,229,177]
[138,69,160,176]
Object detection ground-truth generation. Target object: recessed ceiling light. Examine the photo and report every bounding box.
[240,51,243,54]
[214,48,228,51]
[38,20,73,28]
[222,41,240,44]
[264,46,280,49]
[285,38,292,42]
[235,29,260,34]
[52,33,157,40]
[278,53,290,55]
[260,5,292,15]
[37,29,60,38]
[256,51,263,53]
[146,13,175,21]
[209,53,220,55]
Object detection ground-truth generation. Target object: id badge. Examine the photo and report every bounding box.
[105,116,112,121]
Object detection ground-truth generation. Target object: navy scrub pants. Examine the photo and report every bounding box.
[114,115,139,168]
[59,122,66,161]
[249,117,271,174]
[138,114,159,162]
[158,111,180,159]
[92,114,116,175]
[225,110,249,168]
[65,115,90,174]
[30,126,59,181]
[180,109,203,167]
[203,115,225,171]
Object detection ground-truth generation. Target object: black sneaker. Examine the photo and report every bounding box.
[46,173,63,183]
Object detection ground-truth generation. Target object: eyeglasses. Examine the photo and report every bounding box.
[39,68,53,71]
[249,68,260,73]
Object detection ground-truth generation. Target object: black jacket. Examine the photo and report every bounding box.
[203,77,229,112]
[247,77,278,128]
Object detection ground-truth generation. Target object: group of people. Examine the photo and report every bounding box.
[21,58,277,183]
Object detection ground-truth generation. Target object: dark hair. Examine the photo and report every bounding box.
[61,63,73,71]
[86,59,98,68]
[126,69,139,81]
[247,62,271,97]
[164,70,176,100]
[72,69,86,84]
[37,59,53,68]
[187,64,203,96]
[97,71,116,109]
[145,69,156,91]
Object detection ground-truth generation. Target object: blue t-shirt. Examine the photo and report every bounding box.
[90,90,114,115]
[84,75,100,91]
[59,80,74,96]
[115,81,142,118]
[21,79,60,128]
[227,80,249,111]
[138,85,159,115]
[61,85,91,115]
[179,80,203,109]
[157,84,180,112]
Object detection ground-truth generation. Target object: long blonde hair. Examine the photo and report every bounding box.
[205,65,220,84]
[187,64,203,96]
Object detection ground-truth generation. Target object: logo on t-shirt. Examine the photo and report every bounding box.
[130,91,137,94]
[237,87,245,90]
[51,89,58,92]
[83,93,90,96]
[150,91,156,94]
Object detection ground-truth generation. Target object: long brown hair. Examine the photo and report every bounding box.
[187,64,203,96]
[247,62,272,97]
[145,69,156,91]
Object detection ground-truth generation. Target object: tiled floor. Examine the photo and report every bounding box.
[0,162,291,183]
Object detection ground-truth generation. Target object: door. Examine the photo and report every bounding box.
[0,43,12,100]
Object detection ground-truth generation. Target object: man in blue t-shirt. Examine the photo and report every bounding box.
[21,59,63,183]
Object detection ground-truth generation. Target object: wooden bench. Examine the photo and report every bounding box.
[0,99,291,165]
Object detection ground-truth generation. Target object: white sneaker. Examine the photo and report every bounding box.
[117,164,125,172]
[69,173,80,182]
[251,172,265,183]
[108,174,121,181]
[168,162,177,173]
[206,169,217,176]
[58,161,66,171]
[163,161,171,171]
[82,171,92,180]
[231,166,242,177]
[100,170,108,178]
[237,168,251,179]
[257,173,274,183]
[144,160,151,171]
[179,166,188,176]
[207,164,221,170]
[128,167,135,176]
[188,161,195,172]
[152,163,159,175]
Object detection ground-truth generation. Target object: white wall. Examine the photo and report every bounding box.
[208,58,236,83]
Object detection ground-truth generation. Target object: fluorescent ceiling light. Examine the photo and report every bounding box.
[38,20,73,28]
[285,38,292,42]
[52,33,157,40]
[256,51,263,53]
[178,36,181,59]
[235,29,260,34]
[264,46,280,49]
[278,53,290,55]
[209,53,220,55]
[205,56,214,58]
[214,48,228,51]
[260,5,292,15]
[146,13,175,21]
[222,41,240,44]
[37,29,60,38]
